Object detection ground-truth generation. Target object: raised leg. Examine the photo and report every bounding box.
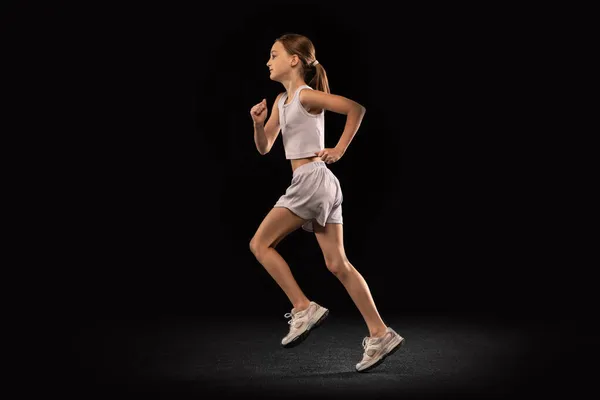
[250,207,311,311]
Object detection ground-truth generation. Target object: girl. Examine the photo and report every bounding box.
[249,33,404,372]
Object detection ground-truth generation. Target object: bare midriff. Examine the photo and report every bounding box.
[291,156,322,173]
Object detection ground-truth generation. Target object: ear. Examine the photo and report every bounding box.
[291,55,299,67]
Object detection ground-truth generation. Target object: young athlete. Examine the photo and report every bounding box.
[249,33,404,372]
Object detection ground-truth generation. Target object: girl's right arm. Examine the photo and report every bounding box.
[252,93,283,155]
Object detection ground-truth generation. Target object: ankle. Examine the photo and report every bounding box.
[294,300,311,312]
[369,326,388,338]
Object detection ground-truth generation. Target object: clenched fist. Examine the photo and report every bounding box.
[250,98,268,124]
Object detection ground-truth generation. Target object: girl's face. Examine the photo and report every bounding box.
[266,41,297,82]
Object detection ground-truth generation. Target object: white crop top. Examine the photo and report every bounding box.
[277,85,325,160]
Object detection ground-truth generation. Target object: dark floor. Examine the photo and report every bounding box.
[69,312,580,399]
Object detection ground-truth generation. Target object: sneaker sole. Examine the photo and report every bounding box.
[282,308,329,348]
[356,336,405,373]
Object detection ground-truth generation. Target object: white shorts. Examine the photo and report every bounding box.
[274,161,343,232]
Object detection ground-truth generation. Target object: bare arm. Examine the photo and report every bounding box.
[335,105,366,154]
[253,123,269,155]
[299,90,366,155]
[253,93,284,155]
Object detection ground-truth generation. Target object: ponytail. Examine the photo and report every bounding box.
[307,63,330,94]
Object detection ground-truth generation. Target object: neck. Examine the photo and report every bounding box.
[282,76,307,99]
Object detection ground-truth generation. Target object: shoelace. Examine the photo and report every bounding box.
[284,311,301,328]
[284,308,309,328]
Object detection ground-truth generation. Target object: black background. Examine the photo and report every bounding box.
[5,4,582,324]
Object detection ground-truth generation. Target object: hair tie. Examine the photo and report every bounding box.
[311,59,319,67]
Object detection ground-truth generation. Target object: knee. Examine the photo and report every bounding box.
[249,237,260,257]
[325,258,351,278]
[249,237,267,259]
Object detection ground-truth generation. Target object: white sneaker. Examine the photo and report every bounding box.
[281,301,329,348]
[355,327,405,372]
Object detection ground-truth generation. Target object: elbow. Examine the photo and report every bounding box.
[352,103,366,116]
[258,142,273,155]
[255,142,268,155]
[258,147,270,156]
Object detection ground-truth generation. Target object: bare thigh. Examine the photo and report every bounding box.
[313,223,348,272]
[250,207,307,251]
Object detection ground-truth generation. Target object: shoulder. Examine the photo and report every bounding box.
[273,92,285,109]
[276,91,285,104]
[299,89,365,116]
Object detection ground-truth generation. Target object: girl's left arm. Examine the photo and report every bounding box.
[335,102,366,155]
[299,90,366,156]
